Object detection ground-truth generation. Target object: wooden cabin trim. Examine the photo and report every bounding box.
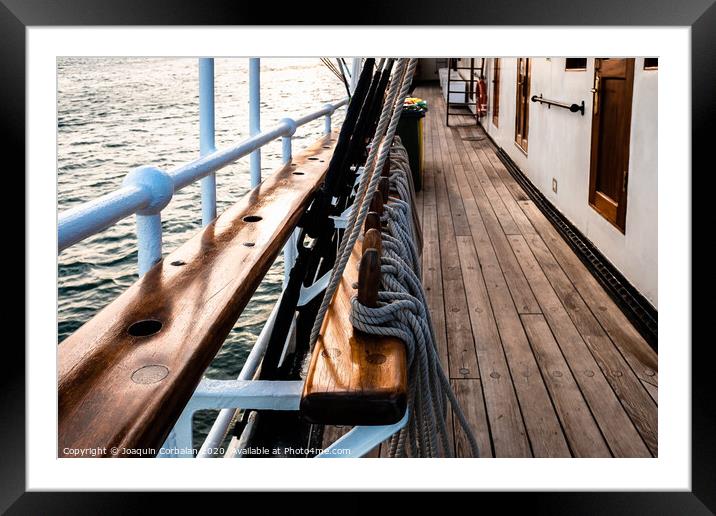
[58,134,337,457]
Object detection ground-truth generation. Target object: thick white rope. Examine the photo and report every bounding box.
[308,58,414,349]
[305,59,479,457]
[350,141,480,457]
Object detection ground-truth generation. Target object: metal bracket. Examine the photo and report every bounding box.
[297,269,332,307]
[330,206,352,229]
[159,379,303,458]
[316,410,409,458]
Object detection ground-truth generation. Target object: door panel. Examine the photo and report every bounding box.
[515,58,530,151]
[589,58,635,232]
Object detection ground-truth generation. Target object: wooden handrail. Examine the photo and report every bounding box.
[58,134,337,457]
[301,229,408,426]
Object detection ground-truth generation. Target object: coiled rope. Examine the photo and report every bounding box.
[309,58,479,457]
[352,140,479,457]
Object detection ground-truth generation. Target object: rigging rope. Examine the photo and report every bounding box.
[309,57,410,350]
[351,139,479,457]
[308,58,480,457]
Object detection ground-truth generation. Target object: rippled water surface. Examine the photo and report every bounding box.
[58,57,346,447]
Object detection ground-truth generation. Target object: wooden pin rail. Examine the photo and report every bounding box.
[301,189,408,426]
[58,134,338,457]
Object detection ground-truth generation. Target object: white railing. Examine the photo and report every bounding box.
[58,57,348,275]
[58,57,408,458]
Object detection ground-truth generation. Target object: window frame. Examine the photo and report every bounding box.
[565,57,588,71]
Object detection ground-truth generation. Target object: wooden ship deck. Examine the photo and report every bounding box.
[324,85,658,458]
[57,61,658,459]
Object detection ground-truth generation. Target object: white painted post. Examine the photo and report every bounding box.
[249,58,261,187]
[282,135,292,164]
[136,214,163,276]
[122,165,174,276]
[199,58,217,226]
[279,118,298,288]
[324,104,333,135]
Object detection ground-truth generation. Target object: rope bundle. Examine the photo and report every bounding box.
[350,140,479,458]
[307,58,479,457]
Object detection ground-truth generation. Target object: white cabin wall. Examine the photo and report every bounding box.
[481,57,658,307]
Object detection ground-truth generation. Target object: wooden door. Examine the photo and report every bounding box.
[588,58,635,232]
[492,58,501,126]
[515,58,530,151]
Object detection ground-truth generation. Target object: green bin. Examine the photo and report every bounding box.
[396,109,426,192]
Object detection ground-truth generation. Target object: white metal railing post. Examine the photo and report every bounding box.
[122,165,174,275]
[135,214,163,275]
[249,58,261,187]
[282,135,292,164]
[324,103,333,134]
[58,97,348,256]
[279,118,298,288]
[199,58,217,226]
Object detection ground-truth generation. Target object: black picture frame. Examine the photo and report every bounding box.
[6,0,713,511]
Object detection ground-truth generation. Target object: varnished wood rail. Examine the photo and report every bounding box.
[301,199,408,426]
[58,134,338,457]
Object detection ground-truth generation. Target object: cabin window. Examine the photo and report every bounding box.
[644,58,658,70]
[565,58,587,71]
[492,58,501,127]
[515,58,530,152]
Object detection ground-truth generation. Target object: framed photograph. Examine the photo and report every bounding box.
[8,0,712,510]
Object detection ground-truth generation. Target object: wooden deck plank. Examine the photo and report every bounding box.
[521,314,612,457]
[413,85,657,458]
[518,200,658,386]
[457,228,567,457]
[422,205,449,374]
[421,96,449,373]
[480,141,532,202]
[480,141,657,386]
[454,236,531,457]
[641,380,658,404]
[421,97,456,456]
[506,234,651,457]
[433,100,472,237]
[428,102,480,380]
[515,233,658,455]
[451,379,493,458]
[449,125,522,236]
[440,95,534,456]
[470,138,537,235]
[450,125,541,315]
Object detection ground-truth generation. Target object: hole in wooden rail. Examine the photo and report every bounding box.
[243,242,255,247]
[292,171,305,175]
[321,347,341,358]
[242,215,263,223]
[308,157,320,161]
[128,319,163,337]
[322,145,331,149]
[170,260,186,266]
[367,353,386,365]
